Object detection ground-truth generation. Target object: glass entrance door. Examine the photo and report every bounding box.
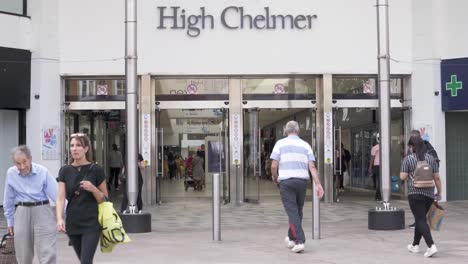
[243,108,316,203]
[155,108,229,203]
[243,109,261,203]
[333,108,378,191]
[333,107,406,193]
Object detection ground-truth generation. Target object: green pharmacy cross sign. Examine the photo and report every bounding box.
[446,75,463,97]
[442,58,468,111]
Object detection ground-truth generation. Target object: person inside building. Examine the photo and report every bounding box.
[199,144,206,171]
[334,144,348,194]
[56,133,108,264]
[108,143,123,191]
[400,135,442,258]
[167,151,176,180]
[368,133,382,201]
[341,143,352,190]
[191,150,205,191]
[3,145,58,264]
[270,120,324,253]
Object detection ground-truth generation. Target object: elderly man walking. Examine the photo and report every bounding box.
[3,145,58,264]
[270,121,324,253]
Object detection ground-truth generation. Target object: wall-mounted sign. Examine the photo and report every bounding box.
[324,112,333,164]
[142,114,151,165]
[42,126,60,160]
[273,83,286,94]
[96,84,108,95]
[415,124,433,143]
[156,6,318,37]
[441,57,468,111]
[186,84,198,94]
[230,114,241,165]
[156,79,229,95]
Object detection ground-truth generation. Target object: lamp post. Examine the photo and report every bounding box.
[368,0,405,231]
[119,0,151,233]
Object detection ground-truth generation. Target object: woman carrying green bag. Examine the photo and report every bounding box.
[56,133,109,264]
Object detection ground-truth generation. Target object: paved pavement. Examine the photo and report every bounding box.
[1,191,467,263]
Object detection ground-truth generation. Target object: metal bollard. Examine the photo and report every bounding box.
[212,173,221,241]
[312,181,320,239]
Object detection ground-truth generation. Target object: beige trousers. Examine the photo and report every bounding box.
[14,204,56,264]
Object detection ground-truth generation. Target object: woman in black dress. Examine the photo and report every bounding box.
[56,133,108,264]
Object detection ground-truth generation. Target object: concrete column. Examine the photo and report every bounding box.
[139,74,154,205]
[95,116,104,166]
[313,77,324,239]
[228,78,243,205]
[26,0,62,176]
[315,78,324,185]
[411,0,447,201]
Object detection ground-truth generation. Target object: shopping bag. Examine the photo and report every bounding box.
[119,167,126,184]
[0,234,17,264]
[391,175,399,193]
[98,201,131,253]
[426,202,444,231]
[365,176,374,189]
[343,171,350,187]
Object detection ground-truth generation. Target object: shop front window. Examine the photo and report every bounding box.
[333,76,404,99]
[0,0,26,16]
[242,77,317,100]
[155,78,228,100]
[65,78,126,101]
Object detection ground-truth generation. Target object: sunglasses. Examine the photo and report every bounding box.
[70,133,87,137]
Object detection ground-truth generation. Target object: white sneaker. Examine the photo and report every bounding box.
[291,243,305,253]
[424,245,438,258]
[407,244,420,253]
[284,237,295,249]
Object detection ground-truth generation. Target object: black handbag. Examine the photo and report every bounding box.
[0,234,17,264]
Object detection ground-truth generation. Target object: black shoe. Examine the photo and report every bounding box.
[409,223,416,229]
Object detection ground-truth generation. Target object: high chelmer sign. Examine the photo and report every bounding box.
[156,6,318,37]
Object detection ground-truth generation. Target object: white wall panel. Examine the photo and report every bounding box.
[58,0,413,75]
[0,110,19,206]
[26,0,62,177]
[443,0,468,59]
[0,14,31,49]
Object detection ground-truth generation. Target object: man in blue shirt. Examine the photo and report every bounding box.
[3,145,58,264]
[270,121,324,253]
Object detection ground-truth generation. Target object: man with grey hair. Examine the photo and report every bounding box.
[270,120,324,253]
[3,145,58,264]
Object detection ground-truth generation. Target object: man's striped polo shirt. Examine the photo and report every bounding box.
[270,135,315,182]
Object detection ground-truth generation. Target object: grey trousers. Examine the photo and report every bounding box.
[279,178,308,244]
[14,204,57,264]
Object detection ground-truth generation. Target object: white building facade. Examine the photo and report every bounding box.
[1,0,468,204]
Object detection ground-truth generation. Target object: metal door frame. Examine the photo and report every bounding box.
[241,100,317,203]
[242,108,261,203]
[331,99,406,195]
[154,101,229,203]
